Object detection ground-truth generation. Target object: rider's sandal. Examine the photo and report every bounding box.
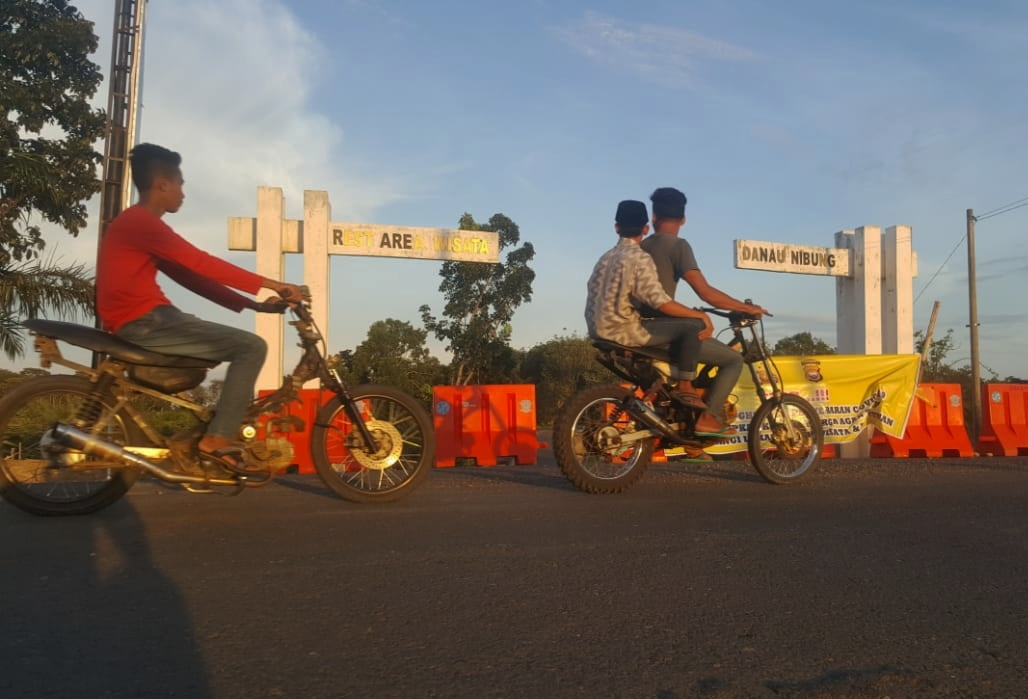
[694,423,739,439]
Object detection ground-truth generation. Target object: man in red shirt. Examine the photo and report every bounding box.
[96,143,305,474]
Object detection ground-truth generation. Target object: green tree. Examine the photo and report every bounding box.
[913,328,996,385]
[0,256,94,358]
[1,1,105,358]
[335,319,446,405]
[420,213,535,385]
[1,0,106,266]
[519,334,608,426]
[914,328,999,424]
[771,331,836,356]
[0,366,48,393]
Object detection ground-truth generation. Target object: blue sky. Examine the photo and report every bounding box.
[13,0,1028,378]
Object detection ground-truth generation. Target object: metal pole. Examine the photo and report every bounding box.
[97,0,146,244]
[966,209,981,442]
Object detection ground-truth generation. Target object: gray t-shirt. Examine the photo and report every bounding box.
[639,233,699,316]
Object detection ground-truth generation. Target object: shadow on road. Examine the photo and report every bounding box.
[435,462,578,492]
[0,500,212,698]
[651,458,770,484]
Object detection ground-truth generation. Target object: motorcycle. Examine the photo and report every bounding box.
[553,303,824,493]
[0,289,435,516]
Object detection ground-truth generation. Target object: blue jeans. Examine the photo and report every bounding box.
[116,305,267,439]
[697,337,744,421]
[639,317,705,380]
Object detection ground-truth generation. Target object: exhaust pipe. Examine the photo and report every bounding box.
[624,398,693,445]
[49,422,237,486]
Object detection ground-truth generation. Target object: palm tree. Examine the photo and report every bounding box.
[0,255,95,359]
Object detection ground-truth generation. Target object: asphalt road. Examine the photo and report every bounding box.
[2,452,1027,699]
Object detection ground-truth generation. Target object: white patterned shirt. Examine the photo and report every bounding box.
[585,238,672,345]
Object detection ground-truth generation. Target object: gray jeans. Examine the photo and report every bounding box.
[698,337,745,421]
[639,316,705,380]
[116,305,267,439]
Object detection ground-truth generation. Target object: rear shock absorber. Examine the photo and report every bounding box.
[73,373,117,430]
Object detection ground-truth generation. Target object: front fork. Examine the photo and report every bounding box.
[324,368,378,451]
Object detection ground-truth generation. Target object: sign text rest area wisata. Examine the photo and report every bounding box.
[228,218,500,263]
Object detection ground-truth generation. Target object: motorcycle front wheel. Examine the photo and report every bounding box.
[0,375,142,516]
[747,393,823,484]
[553,383,655,494]
[311,384,435,503]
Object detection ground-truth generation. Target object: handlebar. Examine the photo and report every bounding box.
[698,299,771,325]
[278,284,312,302]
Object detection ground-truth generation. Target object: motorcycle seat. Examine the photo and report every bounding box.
[23,319,218,369]
[591,339,672,363]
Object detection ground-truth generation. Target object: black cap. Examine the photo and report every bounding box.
[650,187,687,219]
[615,200,648,227]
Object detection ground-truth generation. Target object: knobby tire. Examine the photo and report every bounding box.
[553,383,654,494]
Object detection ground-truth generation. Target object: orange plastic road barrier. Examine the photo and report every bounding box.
[869,383,974,458]
[977,383,1028,456]
[433,385,541,467]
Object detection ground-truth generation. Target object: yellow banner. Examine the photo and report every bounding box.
[704,354,921,454]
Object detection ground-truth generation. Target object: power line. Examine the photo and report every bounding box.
[914,192,1027,302]
[913,234,967,303]
[977,200,1028,222]
[974,193,1028,221]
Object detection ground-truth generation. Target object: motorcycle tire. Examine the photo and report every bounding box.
[747,393,823,484]
[0,375,143,516]
[553,383,655,494]
[311,384,435,503]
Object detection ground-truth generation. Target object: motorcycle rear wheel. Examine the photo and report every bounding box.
[553,383,654,494]
[0,375,142,516]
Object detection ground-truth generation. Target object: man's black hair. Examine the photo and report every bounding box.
[129,143,182,193]
[650,187,687,220]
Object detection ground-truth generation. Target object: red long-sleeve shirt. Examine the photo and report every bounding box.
[96,205,264,332]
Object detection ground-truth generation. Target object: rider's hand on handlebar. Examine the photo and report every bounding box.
[276,282,308,306]
[742,302,769,318]
[251,296,288,314]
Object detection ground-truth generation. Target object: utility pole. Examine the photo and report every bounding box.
[966,208,981,442]
[97,0,147,245]
[93,0,147,362]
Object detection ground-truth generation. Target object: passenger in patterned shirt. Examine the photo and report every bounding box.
[641,187,768,429]
[586,200,735,437]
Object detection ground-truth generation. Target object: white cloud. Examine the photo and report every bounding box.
[43,0,410,268]
[553,10,757,89]
[5,0,417,373]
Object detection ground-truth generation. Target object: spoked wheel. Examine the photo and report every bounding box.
[0,375,142,516]
[747,393,823,484]
[311,384,434,503]
[553,383,654,494]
